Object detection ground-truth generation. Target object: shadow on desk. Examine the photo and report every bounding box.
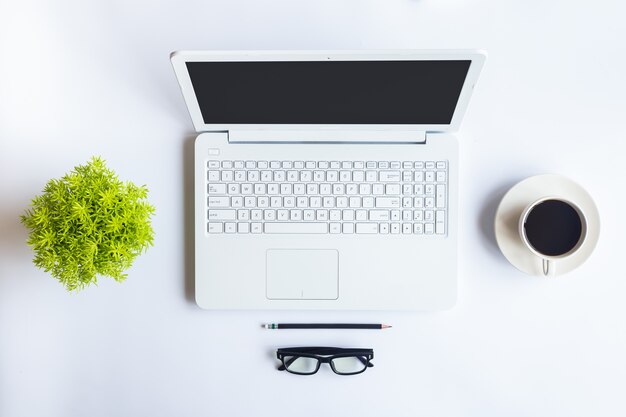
[0,202,31,279]
[477,180,519,260]
[183,134,196,303]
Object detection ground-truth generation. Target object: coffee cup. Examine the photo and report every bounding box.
[518,197,587,276]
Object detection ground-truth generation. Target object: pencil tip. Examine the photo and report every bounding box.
[382,324,392,329]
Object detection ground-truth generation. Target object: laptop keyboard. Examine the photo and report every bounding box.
[206,160,448,235]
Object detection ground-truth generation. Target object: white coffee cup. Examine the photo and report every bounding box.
[518,197,588,276]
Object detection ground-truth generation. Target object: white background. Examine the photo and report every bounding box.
[1,1,625,416]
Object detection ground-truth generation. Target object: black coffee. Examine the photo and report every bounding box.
[523,199,583,257]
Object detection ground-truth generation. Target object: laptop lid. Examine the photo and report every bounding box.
[171,50,486,138]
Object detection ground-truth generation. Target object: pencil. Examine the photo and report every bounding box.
[263,323,392,330]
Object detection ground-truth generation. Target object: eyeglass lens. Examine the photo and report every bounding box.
[331,356,369,374]
[282,356,319,374]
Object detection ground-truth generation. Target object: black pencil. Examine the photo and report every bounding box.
[263,323,392,330]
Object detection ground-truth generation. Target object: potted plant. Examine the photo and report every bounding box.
[20,157,155,291]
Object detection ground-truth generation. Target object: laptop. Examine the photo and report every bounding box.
[171,50,486,310]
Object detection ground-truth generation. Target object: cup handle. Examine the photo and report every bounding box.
[542,259,556,276]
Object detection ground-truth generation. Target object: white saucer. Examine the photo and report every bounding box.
[494,174,600,276]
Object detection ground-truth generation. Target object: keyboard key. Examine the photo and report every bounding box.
[258,197,269,208]
[425,223,434,234]
[356,223,378,234]
[208,184,226,195]
[221,171,234,182]
[304,210,316,221]
[207,170,220,181]
[402,223,412,234]
[290,210,302,221]
[231,197,243,207]
[248,171,260,181]
[238,222,249,233]
[237,209,249,220]
[330,223,341,234]
[265,223,328,234]
[316,209,328,220]
[225,222,236,233]
[436,185,446,208]
[208,197,230,207]
[207,223,223,233]
[208,209,236,220]
[251,223,263,234]
[375,197,400,208]
[208,161,220,168]
[369,210,390,221]
[343,223,355,234]
[380,171,401,182]
[241,184,253,195]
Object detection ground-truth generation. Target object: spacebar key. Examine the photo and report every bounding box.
[264,223,328,234]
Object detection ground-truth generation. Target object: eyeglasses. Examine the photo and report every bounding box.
[276,347,374,375]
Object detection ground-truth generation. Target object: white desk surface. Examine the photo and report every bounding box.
[1,1,625,416]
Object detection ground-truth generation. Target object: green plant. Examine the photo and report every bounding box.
[21,157,155,291]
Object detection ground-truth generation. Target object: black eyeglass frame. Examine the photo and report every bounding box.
[276,346,374,376]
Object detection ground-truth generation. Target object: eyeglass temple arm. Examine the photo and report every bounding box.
[278,355,299,371]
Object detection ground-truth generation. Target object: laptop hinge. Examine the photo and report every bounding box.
[227,130,427,144]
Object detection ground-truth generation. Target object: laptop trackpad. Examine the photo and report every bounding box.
[266,249,339,300]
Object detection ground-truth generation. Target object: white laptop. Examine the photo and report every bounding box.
[171,50,485,310]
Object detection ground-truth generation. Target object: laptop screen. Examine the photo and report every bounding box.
[186,60,471,125]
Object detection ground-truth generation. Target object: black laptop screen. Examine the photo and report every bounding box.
[186,60,471,125]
